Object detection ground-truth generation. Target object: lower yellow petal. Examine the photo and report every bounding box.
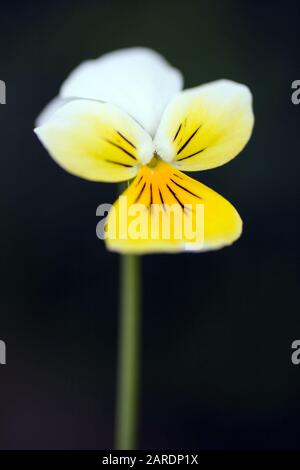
[105,159,242,254]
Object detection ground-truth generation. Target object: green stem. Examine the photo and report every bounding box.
[115,254,141,450]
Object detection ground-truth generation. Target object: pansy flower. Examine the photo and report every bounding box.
[35,48,254,254]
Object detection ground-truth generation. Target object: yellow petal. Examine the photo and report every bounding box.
[105,159,242,254]
[154,80,254,171]
[34,99,154,182]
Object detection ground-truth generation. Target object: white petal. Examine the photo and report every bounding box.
[59,47,183,136]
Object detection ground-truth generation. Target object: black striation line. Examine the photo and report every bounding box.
[166,184,185,210]
[135,175,143,186]
[170,178,203,200]
[105,139,137,160]
[158,188,164,204]
[134,181,146,203]
[177,126,201,155]
[173,123,182,142]
[177,147,206,161]
[116,131,136,149]
[158,188,166,211]
[105,159,133,168]
[172,173,184,180]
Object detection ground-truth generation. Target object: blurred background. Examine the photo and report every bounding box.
[0,0,299,450]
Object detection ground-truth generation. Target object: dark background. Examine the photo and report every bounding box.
[0,0,299,450]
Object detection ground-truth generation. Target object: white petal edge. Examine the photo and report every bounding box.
[35,96,75,127]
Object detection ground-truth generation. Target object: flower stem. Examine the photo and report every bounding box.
[115,254,141,450]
